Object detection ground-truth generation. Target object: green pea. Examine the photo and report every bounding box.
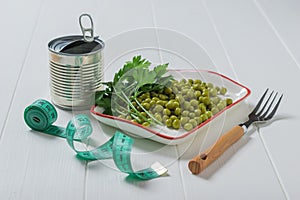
[184,101,191,110]
[170,115,177,121]
[172,119,181,129]
[141,102,150,110]
[162,115,169,122]
[131,119,138,124]
[212,97,221,105]
[152,97,159,102]
[206,111,212,118]
[156,100,165,106]
[131,101,137,108]
[220,87,227,95]
[192,84,198,90]
[173,101,180,108]
[142,122,150,127]
[163,108,171,116]
[140,93,147,100]
[166,101,175,110]
[189,119,198,127]
[198,96,204,103]
[180,116,189,125]
[203,97,211,105]
[189,112,196,119]
[195,117,202,125]
[200,114,208,122]
[143,98,151,103]
[188,79,194,85]
[194,109,201,116]
[154,105,164,113]
[164,87,173,95]
[199,103,207,113]
[183,123,193,131]
[201,82,207,88]
[165,119,172,127]
[190,99,198,107]
[202,89,209,97]
[187,90,194,99]
[159,94,168,100]
[175,95,185,104]
[207,82,214,88]
[209,88,218,97]
[194,90,201,98]
[172,87,179,94]
[194,79,202,84]
[226,98,233,106]
[141,112,147,118]
[174,107,181,116]
[136,106,142,111]
[154,113,162,122]
[181,89,188,95]
[182,110,189,117]
[149,100,156,107]
[217,102,226,111]
[126,115,132,120]
[137,97,143,103]
[169,93,175,99]
[211,107,219,115]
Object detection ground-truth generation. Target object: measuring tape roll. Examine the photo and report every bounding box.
[24,99,57,131]
[23,99,88,140]
[24,99,167,180]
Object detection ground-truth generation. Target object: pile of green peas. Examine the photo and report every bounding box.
[119,79,233,131]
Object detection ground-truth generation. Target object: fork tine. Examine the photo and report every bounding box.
[264,94,283,120]
[257,90,274,116]
[250,88,269,115]
[261,92,278,118]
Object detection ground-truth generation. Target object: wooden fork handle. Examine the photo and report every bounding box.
[188,125,244,174]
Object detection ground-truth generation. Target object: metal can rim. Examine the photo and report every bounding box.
[48,35,105,56]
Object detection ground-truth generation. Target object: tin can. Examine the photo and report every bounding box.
[48,14,104,110]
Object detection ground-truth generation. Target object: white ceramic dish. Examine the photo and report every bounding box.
[90,70,251,145]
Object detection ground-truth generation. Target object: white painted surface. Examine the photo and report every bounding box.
[0,0,299,199]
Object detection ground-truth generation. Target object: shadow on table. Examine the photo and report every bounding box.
[197,130,252,179]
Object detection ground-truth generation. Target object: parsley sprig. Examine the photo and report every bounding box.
[95,56,173,125]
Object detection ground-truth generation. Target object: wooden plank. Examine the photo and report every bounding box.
[253,0,300,198]
[203,0,300,199]
[255,0,300,64]
[0,0,101,199]
[0,0,42,136]
[152,0,287,199]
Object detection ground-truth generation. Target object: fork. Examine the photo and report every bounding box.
[188,89,283,175]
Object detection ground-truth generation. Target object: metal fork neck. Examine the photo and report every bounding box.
[239,119,252,129]
[239,119,252,134]
[238,124,248,134]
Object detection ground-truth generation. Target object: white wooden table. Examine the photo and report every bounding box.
[1,0,299,199]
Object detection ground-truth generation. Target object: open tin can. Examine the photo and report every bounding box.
[48,14,104,110]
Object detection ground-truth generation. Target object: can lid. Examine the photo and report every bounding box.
[48,35,104,55]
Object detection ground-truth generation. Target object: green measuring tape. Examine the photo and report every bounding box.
[24,99,168,180]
